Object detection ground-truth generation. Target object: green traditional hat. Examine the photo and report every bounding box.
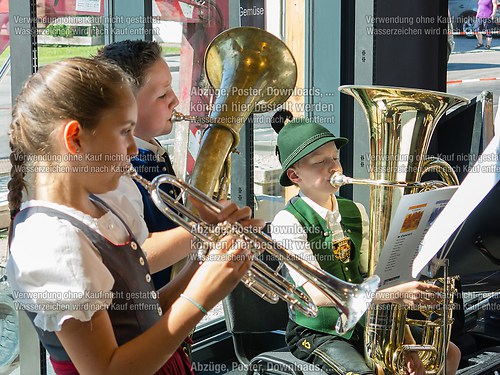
[277,118,348,186]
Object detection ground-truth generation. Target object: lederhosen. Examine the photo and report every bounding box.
[283,196,373,375]
[12,196,193,375]
[132,146,182,290]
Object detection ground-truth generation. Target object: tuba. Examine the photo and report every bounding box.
[335,85,468,374]
[183,26,297,199]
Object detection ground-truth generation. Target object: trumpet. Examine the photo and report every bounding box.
[127,166,380,334]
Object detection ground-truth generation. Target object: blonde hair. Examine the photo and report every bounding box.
[8,57,132,218]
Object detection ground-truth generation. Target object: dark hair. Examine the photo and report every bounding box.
[8,57,133,219]
[271,109,294,159]
[95,40,163,88]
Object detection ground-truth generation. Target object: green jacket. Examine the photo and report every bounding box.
[285,195,364,337]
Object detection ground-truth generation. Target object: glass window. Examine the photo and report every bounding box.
[36,0,105,65]
[0,3,15,374]
[447,2,499,130]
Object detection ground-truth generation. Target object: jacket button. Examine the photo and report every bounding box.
[162,167,167,172]
[169,190,174,195]
[131,241,138,250]
[344,267,349,271]
[139,257,145,266]
[348,278,352,282]
[146,274,151,282]
[347,229,351,233]
[324,232,328,236]
[158,306,163,316]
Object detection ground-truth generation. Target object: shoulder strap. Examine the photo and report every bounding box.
[90,194,135,236]
[12,203,133,247]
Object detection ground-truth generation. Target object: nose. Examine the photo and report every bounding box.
[127,135,138,159]
[328,158,342,174]
[169,90,180,110]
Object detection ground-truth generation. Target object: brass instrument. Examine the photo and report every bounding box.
[188,26,297,199]
[337,85,469,374]
[128,167,380,334]
[402,277,459,375]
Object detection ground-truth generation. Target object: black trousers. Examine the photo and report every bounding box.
[285,320,374,375]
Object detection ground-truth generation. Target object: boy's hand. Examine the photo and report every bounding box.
[374,281,442,307]
[404,351,425,375]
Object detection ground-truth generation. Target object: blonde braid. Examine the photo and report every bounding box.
[7,116,27,220]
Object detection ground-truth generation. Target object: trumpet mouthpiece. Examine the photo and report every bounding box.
[171,111,186,122]
[330,172,348,188]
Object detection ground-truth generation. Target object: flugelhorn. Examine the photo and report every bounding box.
[127,166,380,334]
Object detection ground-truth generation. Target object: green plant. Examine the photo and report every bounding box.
[46,24,75,38]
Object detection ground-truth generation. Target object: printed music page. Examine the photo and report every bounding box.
[374,186,458,289]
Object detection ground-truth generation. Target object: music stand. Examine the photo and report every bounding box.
[412,136,500,278]
[444,180,500,277]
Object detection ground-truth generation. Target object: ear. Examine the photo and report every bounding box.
[63,120,82,155]
[287,168,301,185]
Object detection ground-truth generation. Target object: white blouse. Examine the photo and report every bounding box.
[7,177,149,332]
[271,193,369,287]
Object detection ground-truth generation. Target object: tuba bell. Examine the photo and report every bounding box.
[185,26,297,199]
[336,85,469,374]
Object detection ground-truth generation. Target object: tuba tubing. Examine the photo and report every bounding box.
[127,166,380,334]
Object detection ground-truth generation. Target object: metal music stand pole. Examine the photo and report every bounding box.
[442,258,450,375]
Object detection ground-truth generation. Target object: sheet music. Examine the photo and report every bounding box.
[375,186,458,289]
[412,136,500,277]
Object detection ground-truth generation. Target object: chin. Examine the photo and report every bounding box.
[327,184,340,194]
[164,121,173,135]
[96,177,121,195]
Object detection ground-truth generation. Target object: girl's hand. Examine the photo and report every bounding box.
[183,234,253,311]
[190,196,265,228]
[374,281,442,307]
[217,200,265,229]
